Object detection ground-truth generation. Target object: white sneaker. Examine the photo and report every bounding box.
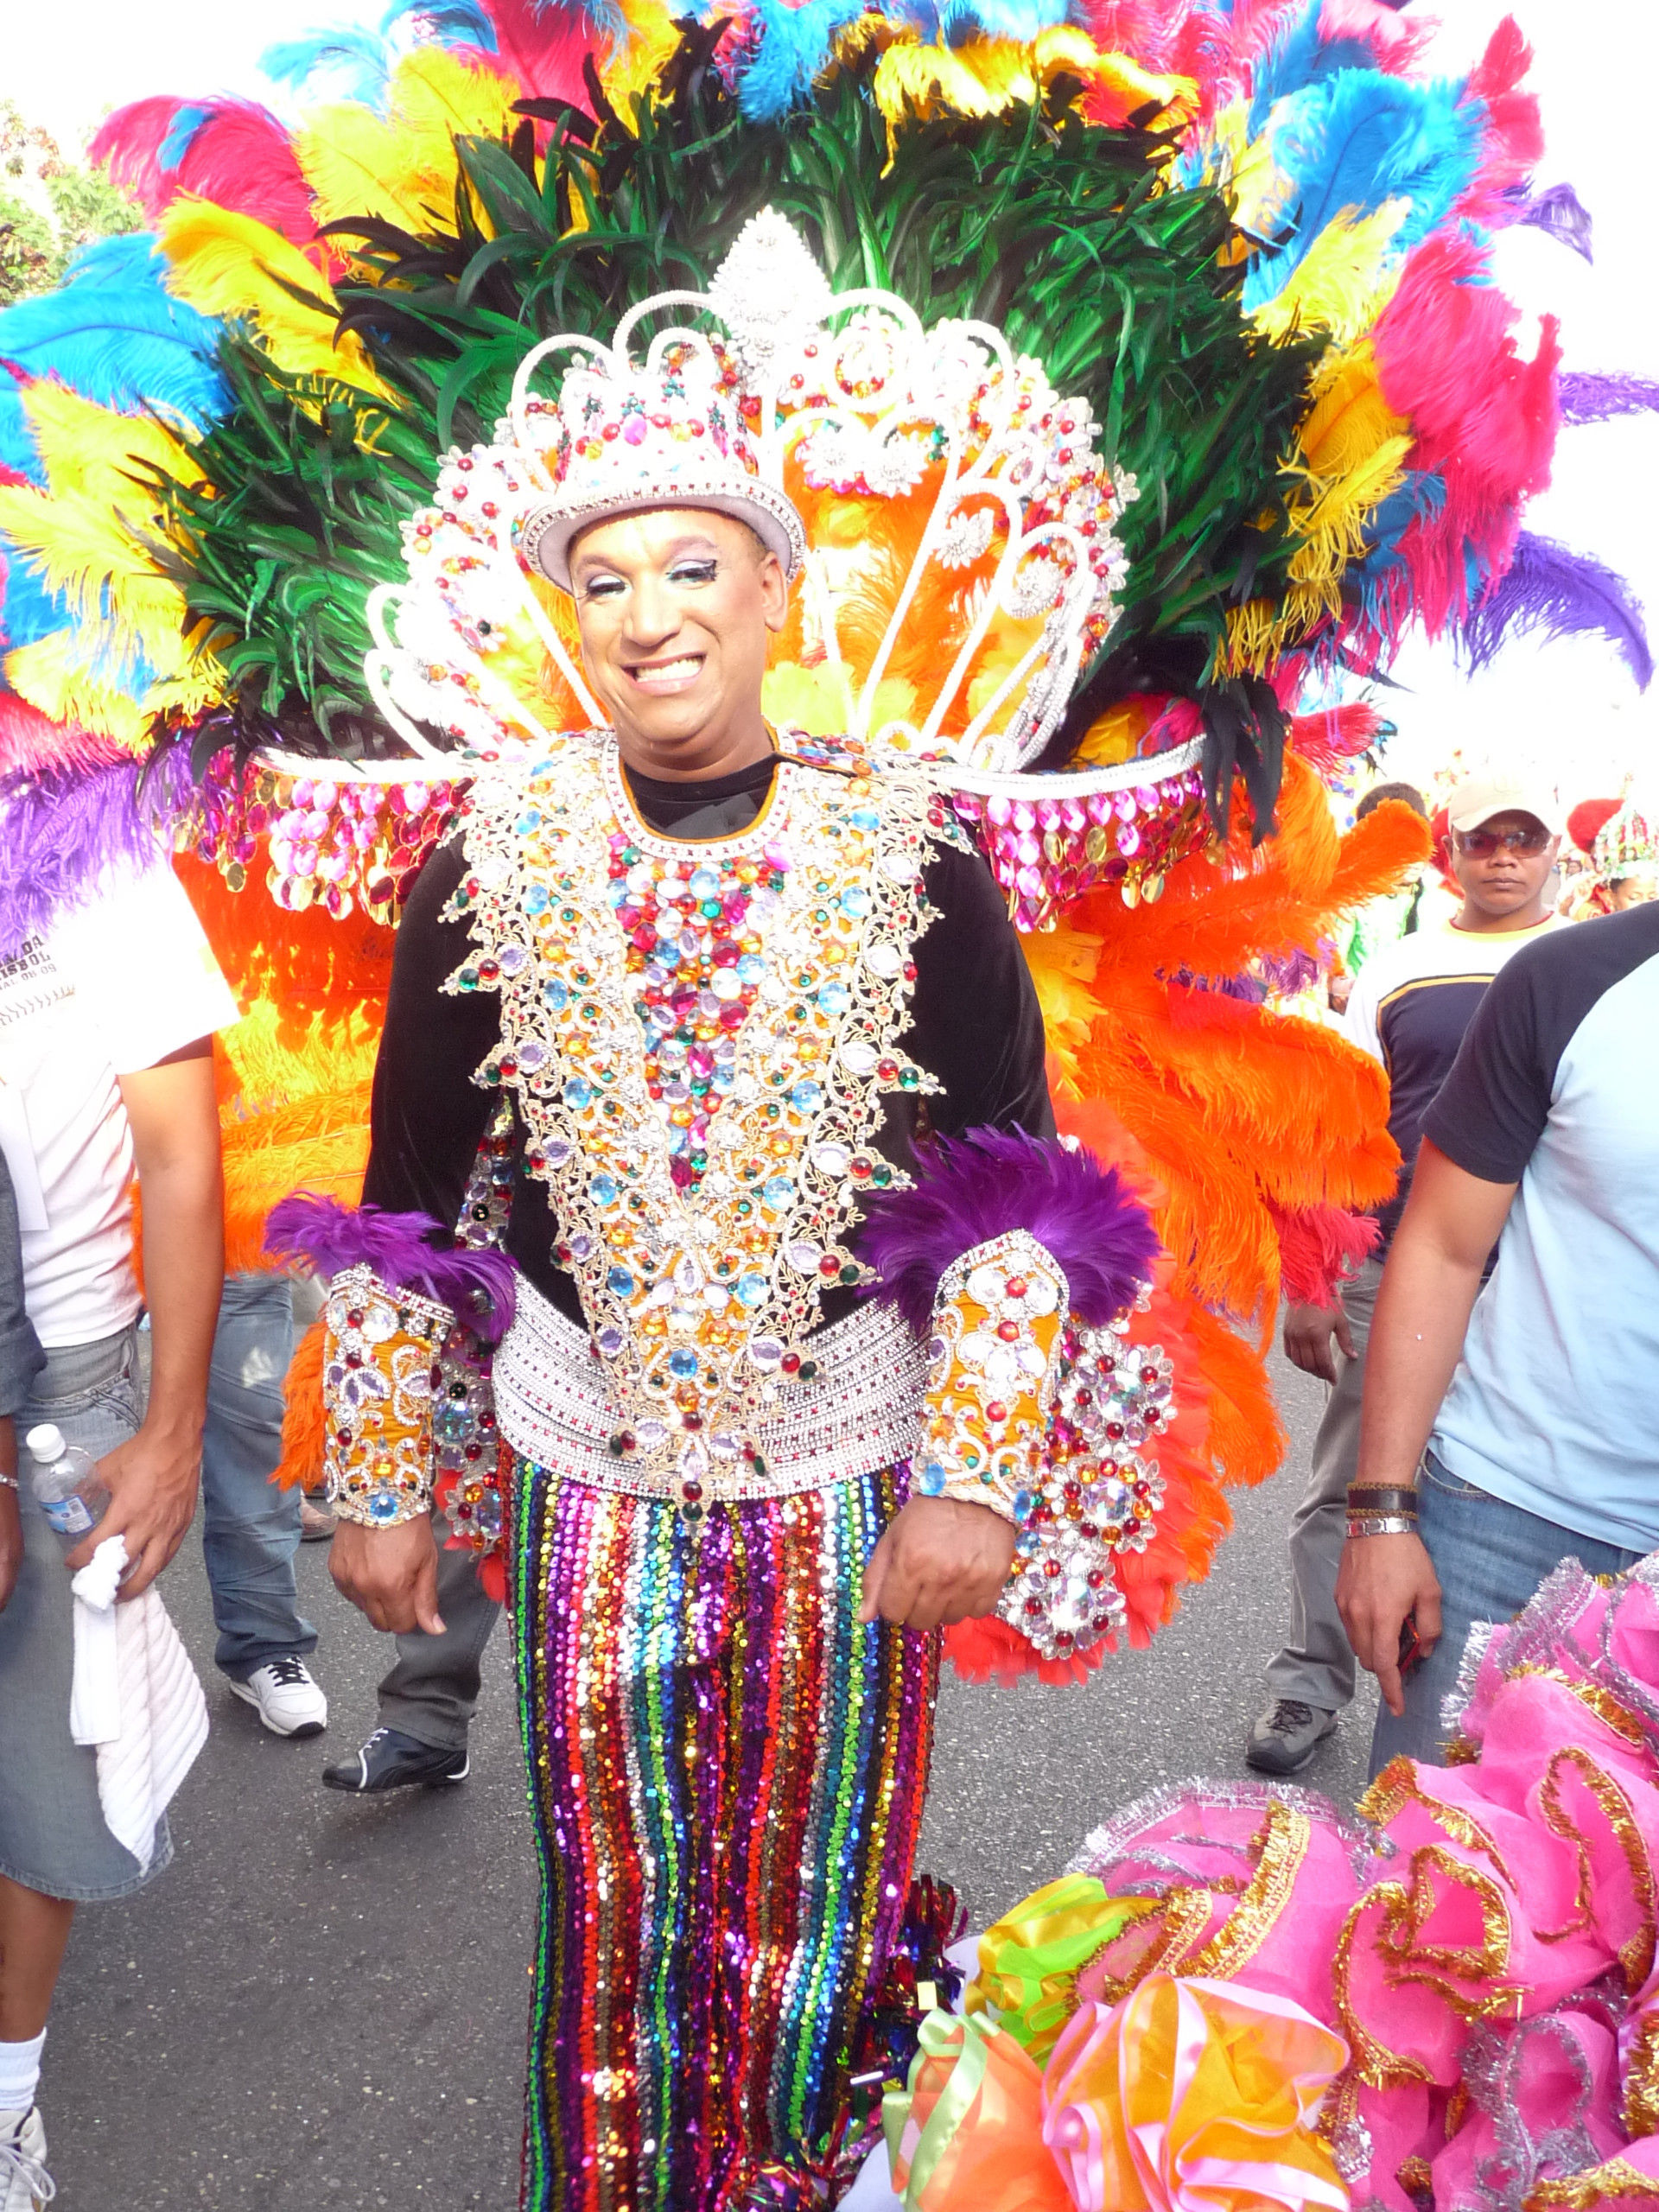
[0,2107,55,2209]
[229,1655,328,1738]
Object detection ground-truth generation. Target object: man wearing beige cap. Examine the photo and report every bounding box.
[1249,773,1560,1775]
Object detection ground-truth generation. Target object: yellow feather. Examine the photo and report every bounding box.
[3,635,150,747]
[159,198,385,392]
[1251,200,1408,345]
[296,48,518,233]
[1221,343,1412,670]
[599,0,684,122]
[863,28,1113,159]
[15,379,197,498]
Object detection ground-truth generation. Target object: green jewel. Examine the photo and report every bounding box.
[837,1263,861,1287]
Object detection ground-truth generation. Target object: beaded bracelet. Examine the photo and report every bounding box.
[0,1470,16,1491]
[1346,1513,1418,1539]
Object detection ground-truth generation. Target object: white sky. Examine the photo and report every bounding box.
[3,0,1655,802]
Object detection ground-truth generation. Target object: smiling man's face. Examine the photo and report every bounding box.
[568,507,789,779]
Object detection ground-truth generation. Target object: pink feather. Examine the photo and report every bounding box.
[458,0,600,106]
[92,98,321,255]
[0,696,126,778]
[1459,17,1544,219]
[1318,0,1432,74]
[1374,232,1559,631]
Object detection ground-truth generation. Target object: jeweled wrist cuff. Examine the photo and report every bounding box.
[321,1264,453,1527]
[914,1229,1070,1526]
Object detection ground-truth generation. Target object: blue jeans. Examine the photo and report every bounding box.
[200,1273,315,1681]
[0,1325,170,1897]
[1368,1451,1644,1777]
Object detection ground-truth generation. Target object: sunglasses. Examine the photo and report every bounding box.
[1453,825,1552,857]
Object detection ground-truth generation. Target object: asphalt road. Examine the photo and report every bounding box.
[41,1346,1374,2209]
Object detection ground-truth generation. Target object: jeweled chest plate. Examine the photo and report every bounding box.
[447,732,961,1510]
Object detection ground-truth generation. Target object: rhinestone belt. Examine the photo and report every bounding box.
[494,1281,929,1502]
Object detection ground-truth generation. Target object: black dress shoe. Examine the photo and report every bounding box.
[322,1726,470,1792]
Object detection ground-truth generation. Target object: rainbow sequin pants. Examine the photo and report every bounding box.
[508,1457,938,2211]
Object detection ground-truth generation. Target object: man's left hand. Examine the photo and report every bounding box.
[857,1495,1016,1631]
[66,1421,202,1596]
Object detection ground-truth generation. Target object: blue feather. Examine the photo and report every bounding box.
[0,239,227,484]
[937,0,1069,40]
[0,543,67,655]
[260,27,394,109]
[156,102,213,171]
[736,0,867,120]
[378,0,499,43]
[1246,6,1376,136]
[1245,71,1482,308]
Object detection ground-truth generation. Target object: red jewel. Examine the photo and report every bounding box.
[818,1254,841,1278]
[985,1401,1007,1423]
[683,1413,702,1432]
[683,1480,704,1501]
[996,1319,1020,1343]
[1005,1276,1028,1298]
[876,1058,899,1082]
[1086,1568,1106,1588]
[780,1351,801,1374]
[346,1309,365,1327]
[1044,1559,1062,1579]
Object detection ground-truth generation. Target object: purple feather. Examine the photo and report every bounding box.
[856,1128,1160,1336]
[1512,181,1593,262]
[1558,372,1659,425]
[1456,532,1652,690]
[264,1193,518,1344]
[0,747,196,960]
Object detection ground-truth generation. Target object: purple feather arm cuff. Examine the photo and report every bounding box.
[264,1193,517,1344]
[856,1128,1160,1335]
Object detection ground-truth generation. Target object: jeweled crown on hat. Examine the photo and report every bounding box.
[515,340,806,591]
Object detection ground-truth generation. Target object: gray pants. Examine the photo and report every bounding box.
[375,1522,502,1752]
[1263,1256,1382,1714]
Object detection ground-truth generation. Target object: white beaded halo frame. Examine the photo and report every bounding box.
[264,207,1204,808]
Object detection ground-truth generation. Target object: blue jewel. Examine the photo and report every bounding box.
[590,1173,620,1207]
[735,1270,768,1308]
[607,1265,634,1296]
[790,1081,823,1113]
[918,1462,947,1496]
[668,1349,699,1378]
[543,979,569,1011]
[563,1076,592,1108]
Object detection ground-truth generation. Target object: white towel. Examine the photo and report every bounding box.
[70,1538,208,1872]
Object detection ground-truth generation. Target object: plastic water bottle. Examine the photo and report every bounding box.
[25,1424,111,1548]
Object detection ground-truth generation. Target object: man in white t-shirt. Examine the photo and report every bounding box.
[0,853,263,2195]
[1247,776,1561,1776]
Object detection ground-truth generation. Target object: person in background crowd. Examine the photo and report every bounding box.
[1329,783,1429,1016]
[1248,775,1561,1775]
[321,1536,501,1792]
[1561,792,1658,918]
[200,1268,325,1736]
[0,857,229,2211]
[1338,892,1659,1771]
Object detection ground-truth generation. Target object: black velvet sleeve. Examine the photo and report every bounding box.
[359,836,502,1234]
[906,842,1055,1140]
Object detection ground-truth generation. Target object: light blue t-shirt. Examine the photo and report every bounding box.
[1424,905,1659,1552]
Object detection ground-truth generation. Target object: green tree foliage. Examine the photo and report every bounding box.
[0,101,141,305]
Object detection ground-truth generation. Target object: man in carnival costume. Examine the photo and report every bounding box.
[270,327,1159,2210]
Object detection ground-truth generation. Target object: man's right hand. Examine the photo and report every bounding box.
[331,1513,446,1637]
[1282,1300,1355,1385]
[1336,1528,1442,1718]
